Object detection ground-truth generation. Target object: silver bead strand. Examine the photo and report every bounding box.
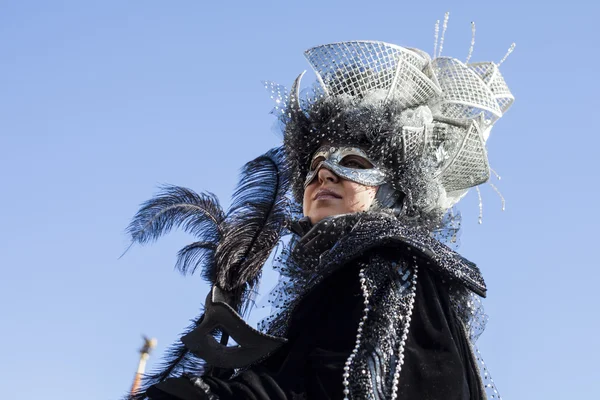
[342,268,369,400]
[390,263,419,400]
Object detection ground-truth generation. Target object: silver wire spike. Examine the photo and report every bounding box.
[466,21,476,64]
[498,42,516,66]
[489,183,506,211]
[438,12,450,57]
[475,185,483,224]
[490,167,502,180]
[434,19,440,58]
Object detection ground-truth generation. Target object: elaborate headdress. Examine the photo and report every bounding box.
[268,19,514,227]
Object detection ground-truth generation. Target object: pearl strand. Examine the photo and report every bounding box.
[342,268,370,400]
[390,263,419,400]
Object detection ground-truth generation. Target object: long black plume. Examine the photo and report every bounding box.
[123,149,290,397]
[215,147,291,313]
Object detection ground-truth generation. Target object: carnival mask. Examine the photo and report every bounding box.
[304,146,387,188]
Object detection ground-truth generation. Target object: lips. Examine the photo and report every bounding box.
[313,188,342,200]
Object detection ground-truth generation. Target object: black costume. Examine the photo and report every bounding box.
[141,214,488,400]
[125,28,514,400]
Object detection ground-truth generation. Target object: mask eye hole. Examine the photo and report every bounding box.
[340,155,373,169]
[310,156,325,171]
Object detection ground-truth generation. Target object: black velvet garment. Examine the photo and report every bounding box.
[199,266,479,400]
[148,268,481,400]
[201,261,364,400]
[397,267,481,400]
[147,214,484,400]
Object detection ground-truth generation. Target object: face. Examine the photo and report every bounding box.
[302,146,381,224]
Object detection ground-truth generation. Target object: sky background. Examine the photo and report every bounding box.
[1,1,598,399]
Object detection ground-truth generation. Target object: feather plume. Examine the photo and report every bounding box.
[123,148,290,397]
[124,185,225,281]
[175,241,218,281]
[215,147,291,311]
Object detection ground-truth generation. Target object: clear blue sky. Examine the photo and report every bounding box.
[1,1,597,399]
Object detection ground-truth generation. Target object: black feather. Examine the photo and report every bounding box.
[125,185,224,245]
[175,241,218,281]
[215,147,291,312]
[124,185,225,282]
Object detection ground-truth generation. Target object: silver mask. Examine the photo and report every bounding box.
[304,146,387,188]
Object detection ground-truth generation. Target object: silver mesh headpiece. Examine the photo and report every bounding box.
[304,41,442,108]
[266,33,514,213]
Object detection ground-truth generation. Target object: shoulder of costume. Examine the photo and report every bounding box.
[319,212,487,297]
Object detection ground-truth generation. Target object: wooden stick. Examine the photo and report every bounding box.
[130,336,157,395]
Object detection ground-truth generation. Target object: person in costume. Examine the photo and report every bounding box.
[124,18,514,400]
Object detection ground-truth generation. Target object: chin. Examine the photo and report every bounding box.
[308,206,344,224]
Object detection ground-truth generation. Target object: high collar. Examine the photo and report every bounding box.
[289,216,313,237]
[292,212,487,297]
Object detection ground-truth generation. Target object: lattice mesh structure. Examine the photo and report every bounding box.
[388,54,442,108]
[431,57,502,124]
[402,126,427,160]
[439,121,490,192]
[469,62,514,114]
[304,41,441,108]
